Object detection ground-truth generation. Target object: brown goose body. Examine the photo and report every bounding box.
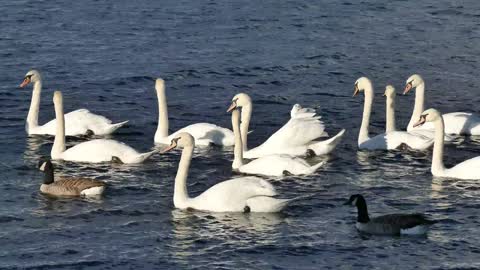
[40,177,105,196]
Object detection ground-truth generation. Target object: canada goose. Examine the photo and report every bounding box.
[38,159,106,197]
[344,194,436,235]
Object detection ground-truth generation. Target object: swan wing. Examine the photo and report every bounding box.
[447,156,480,179]
[190,176,277,212]
[61,139,146,163]
[239,155,316,176]
[169,123,234,146]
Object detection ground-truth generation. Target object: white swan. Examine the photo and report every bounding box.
[51,91,157,164]
[162,132,289,212]
[354,77,433,150]
[20,70,128,136]
[414,108,480,179]
[226,93,345,158]
[153,79,234,147]
[404,74,480,135]
[230,109,325,177]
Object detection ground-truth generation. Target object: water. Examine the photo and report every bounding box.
[1,0,480,269]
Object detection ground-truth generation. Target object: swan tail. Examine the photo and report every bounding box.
[307,129,346,156]
[246,196,290,213]
[304,161,326,175]
[106,120,129,134]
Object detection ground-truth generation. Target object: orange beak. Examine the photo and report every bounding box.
[20,77,31,88]
[403,82,412,95]
[226,102,237,113]
[161,143,177,153]
[413,117,426,128]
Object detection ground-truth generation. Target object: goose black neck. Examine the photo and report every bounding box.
[43,162,54,185]
[355,196,370,223]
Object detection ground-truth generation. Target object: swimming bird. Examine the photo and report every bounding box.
[344,194,436,235]
[38,159,106,197]
[20,69,128,136]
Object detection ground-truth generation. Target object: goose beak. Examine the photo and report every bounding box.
[413,116,426,128]
[403,82,412,95]
[352,86,360,97]
[161,143,177,153]
[20,77,31,88]
[226,102,237,113]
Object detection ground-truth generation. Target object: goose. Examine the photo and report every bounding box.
[354,77,433,150]
[51,91,157,164]
[404,74,480,135]
[414,108,480,179]
[161,132,289,212]
[230,108,325,177]
[344,194,436,235]
[226,93,345,158]
[20,70,128,136]
[153,78,234,147]
[38,159,106,197]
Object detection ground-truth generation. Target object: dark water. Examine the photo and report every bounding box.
[1,0,480,269]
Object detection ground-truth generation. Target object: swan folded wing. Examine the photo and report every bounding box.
[62,139,141,163]
[169,123,234,146]
[240,155,313,176]
[448,156,480,179]
[191,177,277,212]
[40,109,114,135]
[262,116,326,148]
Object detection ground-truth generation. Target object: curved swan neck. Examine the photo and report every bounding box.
[359,85,373,146]
[385,94,396,133]
[408,83,425,131]
[432,116,446,174]
[52,92,66,157]
[240,104,252,151]
[231,110,244,169]
[27,80,42,131]
[155,80,169,139]
[174,145,193,206]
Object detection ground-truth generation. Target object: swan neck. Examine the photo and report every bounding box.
[385,95,396,133]
[359,86,373,146]
[155,84,169,139]
[240,104,252,151]
[52,96,66,158]
[232,112,244,169]
[408,83,425,131]
[173,145,192,206]
[27,81,42,131]
[432,117,445,174]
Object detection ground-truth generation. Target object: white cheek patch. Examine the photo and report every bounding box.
[352,197,358,205]
[39,162,46,171]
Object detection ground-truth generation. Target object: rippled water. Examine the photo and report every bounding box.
[1,0,480,269]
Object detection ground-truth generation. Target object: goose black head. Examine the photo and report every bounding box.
[38,158,54,184]
[344,194,365,206]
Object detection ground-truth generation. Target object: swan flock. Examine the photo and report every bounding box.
[20,69,479,235]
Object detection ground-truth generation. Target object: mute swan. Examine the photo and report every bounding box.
[344,194,436,235]
[354,77,433,150]
[414,108,480,179]
[404,74,480,135]
[38,159,106,196]
[51,91,157,164]
[162,132,289,212]
[20,70,128,136]
[153,79,234,147]
[226,93,345,158]
[230,109,325,177]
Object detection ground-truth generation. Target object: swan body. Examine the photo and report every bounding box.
[51,91,156,164]
[230,109,324,177]
[414,108,480,179]
[162,132,289,212]
[38,159,106,197]
[20,70,128,136]
[404,74,480,135]
[153,79,234,146]
[354,78,433,150]
[227,93,345,158]
[344,194,436,235]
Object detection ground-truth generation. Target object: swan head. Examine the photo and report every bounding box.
[227,93,251,112]
[155,78,165,92]
[353,77,372,97]
[404,74,424,95]
[383,85,395,97]
[161,132,195,153]
[413,108,441,127]
[20,70,41,88]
